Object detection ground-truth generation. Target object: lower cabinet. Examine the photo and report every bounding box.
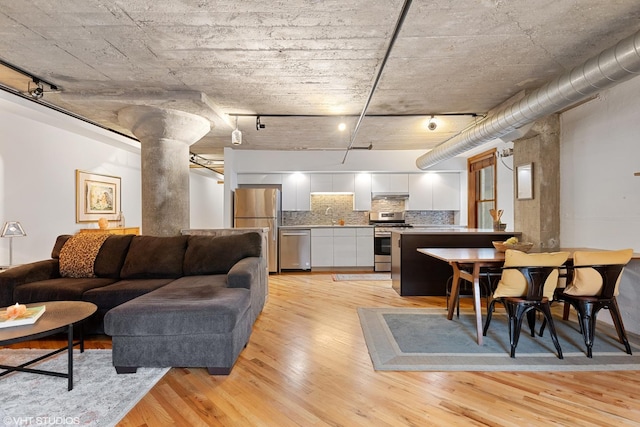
[310,227,373,268]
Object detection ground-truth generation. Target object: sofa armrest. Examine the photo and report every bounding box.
[227,257,260,290]
[227,257,265,323]
[0,259,61,307]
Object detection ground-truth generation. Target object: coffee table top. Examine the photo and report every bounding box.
[0,301,97,345]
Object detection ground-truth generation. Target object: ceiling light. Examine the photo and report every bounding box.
[338,122,346,131]
[231,116,242,145]
[427,115,437,131]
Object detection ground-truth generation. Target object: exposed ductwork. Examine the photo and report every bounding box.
[416,29,640,170]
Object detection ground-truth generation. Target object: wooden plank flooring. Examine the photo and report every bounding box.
[8,273,640,426]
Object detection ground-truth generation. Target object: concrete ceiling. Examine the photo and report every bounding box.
[1,0,640,165]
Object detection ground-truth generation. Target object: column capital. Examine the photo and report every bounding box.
[118,105,210,145]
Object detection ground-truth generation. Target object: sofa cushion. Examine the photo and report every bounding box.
[104,276,249,336]
[13,277,117,303]
[120,235,189,279]
[82,278,174,310]
[59,233,111,278]
[94,235,135,279]
[183,233,262,276]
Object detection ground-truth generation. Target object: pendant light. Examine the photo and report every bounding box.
[231,116,242,145]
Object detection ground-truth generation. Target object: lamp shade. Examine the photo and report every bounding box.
[1,221,26,237]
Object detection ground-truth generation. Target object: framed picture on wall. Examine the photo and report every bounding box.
[76,170,121,223]
[516,163,534,200]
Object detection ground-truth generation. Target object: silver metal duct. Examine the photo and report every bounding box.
[416,29,640,170]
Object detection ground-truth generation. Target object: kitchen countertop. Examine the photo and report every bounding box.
[280,225,374,229]
[392,228,519,235]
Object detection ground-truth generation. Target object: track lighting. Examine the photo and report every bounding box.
[427,115,437,131]
[256,115,265,130]
[28,80,44,99]
[231,116,242,145]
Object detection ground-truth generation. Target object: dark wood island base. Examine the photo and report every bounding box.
[391,228,521,296]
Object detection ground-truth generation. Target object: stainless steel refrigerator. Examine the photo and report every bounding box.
[234,188,281,273]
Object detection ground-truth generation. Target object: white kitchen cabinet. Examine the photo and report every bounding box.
[407,172,460,211]
[310,173,355,193]
[237,174,282,185]
[282,173,310,211]
[333,228,357,266]
[356,227,374,266]
[310,227,373,268]
[354,173,372,211]
[309,174,333,193]
[311,228,333,267]
[432,173,460,210]
[371,173,408,193]
[332,174,355,193]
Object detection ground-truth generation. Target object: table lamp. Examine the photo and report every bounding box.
[1,221,26,266]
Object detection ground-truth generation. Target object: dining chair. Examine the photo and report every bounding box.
[483,250,569,359]
[551,249,634,358]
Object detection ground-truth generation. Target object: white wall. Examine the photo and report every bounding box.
[560,76,640,333]
[0,90,223,264]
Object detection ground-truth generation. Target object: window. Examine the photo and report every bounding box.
[468,149,497,229]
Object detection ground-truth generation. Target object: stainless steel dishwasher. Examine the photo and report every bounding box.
[279,229,311,272]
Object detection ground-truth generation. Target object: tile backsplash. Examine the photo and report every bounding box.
[282,194,455,226]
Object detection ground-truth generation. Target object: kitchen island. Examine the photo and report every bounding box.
[391,228,521,296]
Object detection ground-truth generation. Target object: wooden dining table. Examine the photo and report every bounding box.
[417,247,506,345]
[415,247,627,345]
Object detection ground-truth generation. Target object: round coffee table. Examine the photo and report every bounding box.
[0,301,97,391]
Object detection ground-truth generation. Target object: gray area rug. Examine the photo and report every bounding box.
[0,349,168,426]
[358,307,640,371]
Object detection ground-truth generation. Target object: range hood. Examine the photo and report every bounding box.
[371,192,410,200]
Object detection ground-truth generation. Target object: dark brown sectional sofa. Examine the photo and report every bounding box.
[0,229,267,374]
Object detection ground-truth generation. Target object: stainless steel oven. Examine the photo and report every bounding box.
[374,229,392,272]
[369,212,411,272]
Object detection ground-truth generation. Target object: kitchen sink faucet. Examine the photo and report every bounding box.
[325,206,336,225]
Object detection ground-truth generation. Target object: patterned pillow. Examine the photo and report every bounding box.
[59,233,111,278]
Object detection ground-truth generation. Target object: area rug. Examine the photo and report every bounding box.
[358,307,640,371]
[333,273,391,281]
[0,349,168,426]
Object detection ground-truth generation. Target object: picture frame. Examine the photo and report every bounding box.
[516,163,534,200]
[76,170,121,223]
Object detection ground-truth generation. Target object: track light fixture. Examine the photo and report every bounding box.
[256,115,265,130]
[28,79,44,99]
[427,115,437,131]
[231,116,242,145]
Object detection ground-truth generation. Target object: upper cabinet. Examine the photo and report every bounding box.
[407,173,460,210]
[282,173,310,211]
[309,174,354,193]
[237,174,282,185]
[354,173,372,211]
[371,173,409,193]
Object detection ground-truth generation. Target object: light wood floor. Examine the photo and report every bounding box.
[10,273,640,426]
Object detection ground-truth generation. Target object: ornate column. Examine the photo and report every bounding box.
[118,106,210,236]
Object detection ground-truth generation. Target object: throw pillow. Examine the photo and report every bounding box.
[493,249,569,300]
[59,233,111,278]
[563,248,633,297]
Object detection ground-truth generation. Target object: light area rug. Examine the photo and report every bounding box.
[358,307,640,371]
[0,349,168,426]
[332,273,391,281]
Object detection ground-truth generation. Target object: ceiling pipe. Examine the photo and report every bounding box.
[416,29,640,170]
[342,0,413,164]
